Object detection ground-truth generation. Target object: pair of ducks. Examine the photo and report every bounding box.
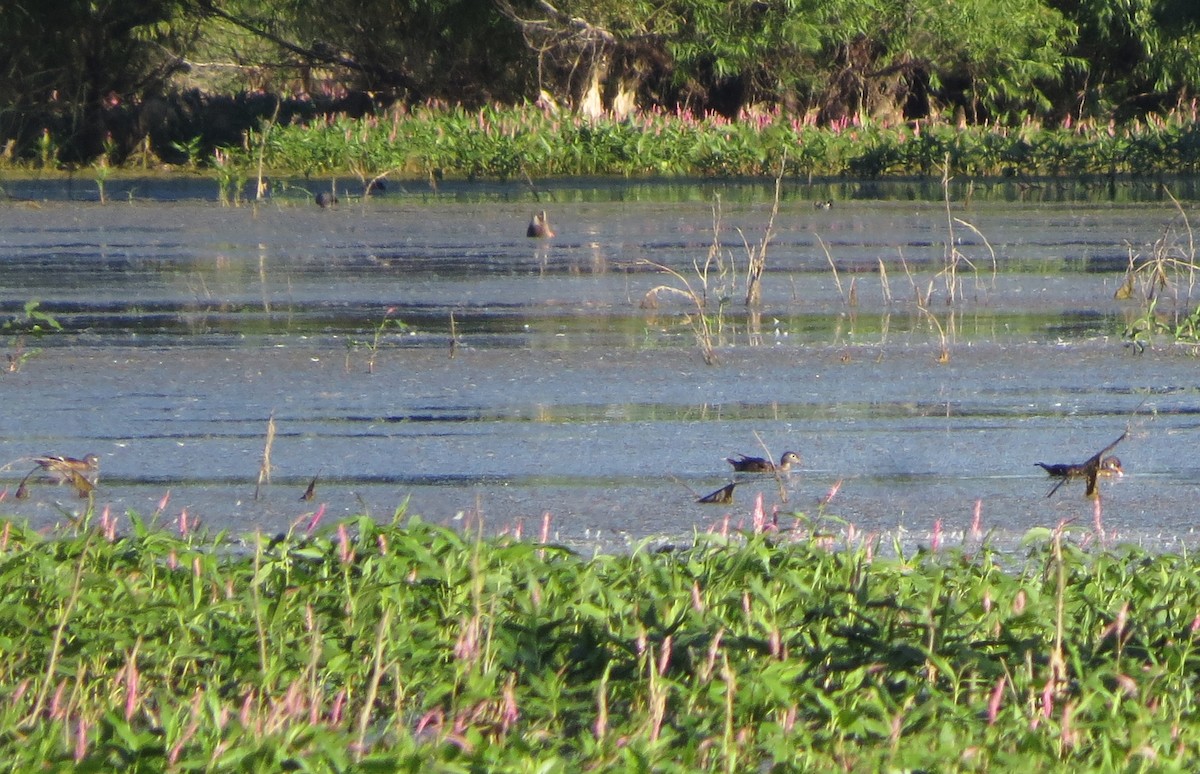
[697,451,803,504]
[16,454,100,499]
[698,434,1127,505]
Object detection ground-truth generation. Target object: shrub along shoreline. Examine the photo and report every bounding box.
[0,509,1195,769]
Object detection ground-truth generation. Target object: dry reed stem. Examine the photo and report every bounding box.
[255,413,276,500]
[743,166,784,307]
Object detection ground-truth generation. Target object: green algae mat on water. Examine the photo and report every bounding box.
[0,510,1195,771]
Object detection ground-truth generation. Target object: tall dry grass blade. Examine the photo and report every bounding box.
[255,413,276,501]
[356,607,393,759]
[744,164,784,307]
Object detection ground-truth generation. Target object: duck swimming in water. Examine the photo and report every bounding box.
[1036,432,1126,498]
[726,451,802,473]
[527,210,554,238]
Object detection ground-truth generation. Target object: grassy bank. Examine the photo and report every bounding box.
[12,105,1200,187]
[0,507,1195,770]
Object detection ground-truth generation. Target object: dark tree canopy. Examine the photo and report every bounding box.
[1,0,1198,163]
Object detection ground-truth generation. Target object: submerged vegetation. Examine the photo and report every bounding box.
[2,508,1200,769]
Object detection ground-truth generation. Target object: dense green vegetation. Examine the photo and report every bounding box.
[2,509,1200,769]
[2,0,1198,167]
[228,104,1200,183]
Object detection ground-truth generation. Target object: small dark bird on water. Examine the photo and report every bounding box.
[300,474,318,502]
[1036,432,1126,498]
[527,210,554,238]
[697,482,736,504]
[315,191,337,208]
[726,451,802,473]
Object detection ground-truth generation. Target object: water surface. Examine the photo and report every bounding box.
[1,177,1197,553]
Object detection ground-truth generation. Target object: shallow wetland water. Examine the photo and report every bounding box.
[1,176,1199,553]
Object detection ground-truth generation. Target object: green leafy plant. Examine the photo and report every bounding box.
[2,300,61,372]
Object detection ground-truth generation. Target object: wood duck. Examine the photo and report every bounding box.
[726,451,802,473]
[527,210,554,238]
[1036,432,1126,498]
[814,200,832,210]
[17,454,100,499]
[697,482,736,504]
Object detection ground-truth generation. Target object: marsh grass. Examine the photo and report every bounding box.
[2,504,1200,769]
[641,197,737,365]
[1120,190,1200,347]
[126,104,1200,182]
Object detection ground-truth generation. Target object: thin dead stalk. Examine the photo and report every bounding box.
[255,413,276,500]
[744,166,785,307]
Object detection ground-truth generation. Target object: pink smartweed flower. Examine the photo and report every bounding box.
[49,679,67,720]
[1190,611,1200,634]
[512,519,524,540]
[0,521,8,551]
[192,556,202,578]
[691,581,704,613]
[100,506,117,542]
[168,550,178,570]
[1040,679,1055,719]
[179,509,190,538]
[658,636,673,676]
[970,499,983,542]
[751,493,766,532]
[540,512,552,543]
[1092,496,1106,544]
[74,717,89,763]
[821,479,843,506]
[501,677,519,733]
[12,679,29,705]
[415,708,443,737]
[931,519,943,552]
[156,490,171,515]
[240,692,255,728]
[1101,602,1129,642]
[305,503,326,533]
[986,676,1006,724]
[124,653,140,721]
[376,533,387,556]
[330,689,346,725]
[337,523,354,564]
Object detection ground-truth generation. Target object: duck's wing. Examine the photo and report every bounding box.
[697,483,736,504]
[66,470,95,498]
[1045,476,1070,498]
[1085,432,1127,468]
[1079,432,1126,498]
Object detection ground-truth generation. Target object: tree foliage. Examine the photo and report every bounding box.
[1,0,196,161]
[1,0,1198,164]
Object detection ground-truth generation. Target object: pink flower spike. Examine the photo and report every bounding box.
[751,493,765,532]
[986,676,1006,724]
[932,519,942,552]
[74,717,89,763]
[306,503,326,533]
[157,490,171,514]
[124,652,140,722]
[337,523,353,564]
[821,479,843,505]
